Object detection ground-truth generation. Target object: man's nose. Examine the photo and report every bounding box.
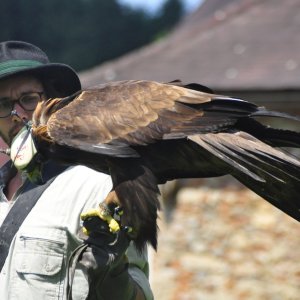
[11,103,29,122]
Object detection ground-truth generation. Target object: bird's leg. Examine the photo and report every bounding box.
[80,191,124,234]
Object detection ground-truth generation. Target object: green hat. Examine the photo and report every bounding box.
[0,41,81,96]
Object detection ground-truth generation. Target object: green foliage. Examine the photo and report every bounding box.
[0,0,185,71]
[156,0,184,32]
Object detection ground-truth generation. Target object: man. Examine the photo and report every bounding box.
[0,41,153,300]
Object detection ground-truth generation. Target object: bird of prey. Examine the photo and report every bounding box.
[10,80,300,251]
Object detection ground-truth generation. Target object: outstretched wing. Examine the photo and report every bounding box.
[44,80,219,154]
[44,80,259,157]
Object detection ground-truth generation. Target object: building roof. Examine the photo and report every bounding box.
[80,0,300,92]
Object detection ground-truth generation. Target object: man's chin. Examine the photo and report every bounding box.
[9,126,25,145]
[0,131,10,147]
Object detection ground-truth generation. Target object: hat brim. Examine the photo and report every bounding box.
[0,63,81,96]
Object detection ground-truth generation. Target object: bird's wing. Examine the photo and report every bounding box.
[45,80,217,156]
[189,132,300,221]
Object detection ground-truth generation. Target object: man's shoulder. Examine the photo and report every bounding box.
[60,165,111,182]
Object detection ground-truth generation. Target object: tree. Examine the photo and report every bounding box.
[159,0,184,32]
[0,0,184,71]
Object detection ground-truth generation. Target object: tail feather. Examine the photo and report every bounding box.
[251,108,300,122]
[190,134,265,181]
[236,118,300,148]
[190,132,300,222]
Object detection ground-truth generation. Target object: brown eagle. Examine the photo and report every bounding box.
[16,80,300,251]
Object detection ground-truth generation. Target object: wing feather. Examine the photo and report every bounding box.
[46,80,213,153]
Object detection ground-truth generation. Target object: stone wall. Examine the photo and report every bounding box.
[150,184,300,299]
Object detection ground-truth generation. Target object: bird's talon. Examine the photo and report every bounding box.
[123,226,133,233]
[82,227,90,236]
[108,218,120,233]
[114,206,123,216]
[98,202,112,219]
[80,203,121,234]
[80,209,100,221]
[98,202,120,233]
[113,206,123,221]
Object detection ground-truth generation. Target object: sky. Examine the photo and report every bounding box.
[118,0,204,14]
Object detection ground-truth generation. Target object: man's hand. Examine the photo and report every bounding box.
[77,216,145,300]
[80,215,129,277]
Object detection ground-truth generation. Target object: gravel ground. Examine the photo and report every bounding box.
[150,181,300,300]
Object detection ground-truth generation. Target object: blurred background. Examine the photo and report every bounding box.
[2,0,300,299]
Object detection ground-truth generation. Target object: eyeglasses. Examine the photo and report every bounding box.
[0,92,44,118]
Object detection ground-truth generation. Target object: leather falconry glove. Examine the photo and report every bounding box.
[67,215,144,300]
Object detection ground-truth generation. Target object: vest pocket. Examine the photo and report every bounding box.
[14,230,66,299]
[15,251,63,276]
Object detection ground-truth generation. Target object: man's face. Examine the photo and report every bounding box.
[0,75,45,145]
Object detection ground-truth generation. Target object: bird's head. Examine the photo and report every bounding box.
[32,97,62,127]
[33,92,79,128]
